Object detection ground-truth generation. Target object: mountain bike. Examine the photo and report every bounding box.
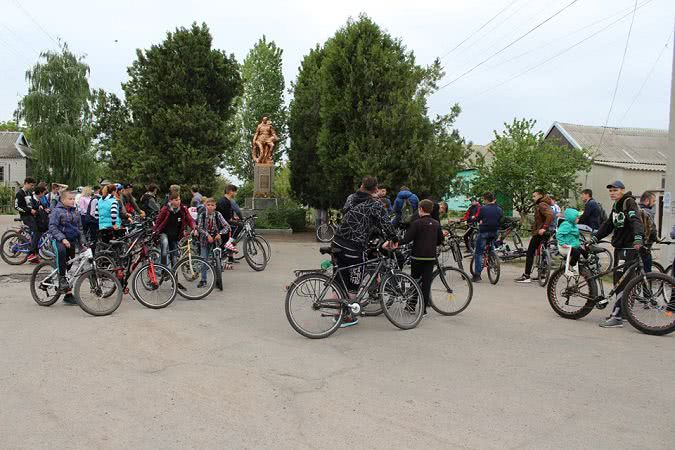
[285,243,424,339]
[316,210,340,243]
[30,247,123,316]
[1,225,54,265]
[167,235,216,300]
[232,215,268,271]
[494,218,527,262]
[440,223,465,270]
[533,235,552,287]
[469,238,500,284]
[547,245,675,335]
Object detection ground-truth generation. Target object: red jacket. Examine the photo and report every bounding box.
[153,205,195,236]
[462,204,480,223]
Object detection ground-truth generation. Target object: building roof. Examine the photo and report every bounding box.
[545,122,667,171]
[0,131,32,159]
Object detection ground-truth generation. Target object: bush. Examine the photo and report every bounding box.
[0,186,15,214]
[256,201,307,231]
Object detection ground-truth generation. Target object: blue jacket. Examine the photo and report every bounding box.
[476,203,503,233]
[49,203,83,242]
[393,190,420,224]
[578,198,601,230]
[96,195,121,230]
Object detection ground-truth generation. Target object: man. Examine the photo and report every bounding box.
[14,177,39,263]
[393,186,420,227]
[140,184,161,217]
[377,185,393,213]
[48,183,66,209]
[515,190,554,283]
[461,198,481,254]
[333,176,397,328]
[191,185,203,208]
[217,185,238,223]
[594,181,644,328]
[578,189,602,231]
[120,183,145,218]
[638,191,657,273]
[472,192,503,283]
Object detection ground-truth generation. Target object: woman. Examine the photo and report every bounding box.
[95,184,122,242]
[78,186,93,217]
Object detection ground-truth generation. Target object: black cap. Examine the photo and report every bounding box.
[606,180,625,189]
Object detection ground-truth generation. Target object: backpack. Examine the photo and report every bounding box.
[622,200,654,243]
[400,198,414,224]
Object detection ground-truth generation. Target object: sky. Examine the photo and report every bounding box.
[1,0,674,146]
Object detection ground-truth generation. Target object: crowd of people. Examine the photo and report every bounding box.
[14,177,246,302]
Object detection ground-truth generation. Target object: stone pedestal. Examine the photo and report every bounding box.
[254,163,274,197]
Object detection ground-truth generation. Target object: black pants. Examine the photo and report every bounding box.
[463,227,475,253]
[411,259,435,313]
[524,234,546,276]
[22,215,41,255]
[332,243,366,294]
[569,247,587,267]
[53,239,77,277]
[611,248,639,319]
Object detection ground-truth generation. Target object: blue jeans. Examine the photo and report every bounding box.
[474,231,498,276]
[200,243,213,282]
[159,234,179,267]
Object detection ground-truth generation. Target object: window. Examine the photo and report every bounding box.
[0,165,4,183]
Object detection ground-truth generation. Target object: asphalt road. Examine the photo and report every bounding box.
[1,234,673,449]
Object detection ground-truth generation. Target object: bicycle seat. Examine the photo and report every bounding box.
[13,218,22,222]
[319,246,341,255]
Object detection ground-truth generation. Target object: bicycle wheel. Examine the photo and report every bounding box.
[174,256,215,300]
[256,235,272,262]
[451,241,464,271]
[244,237,267,271]
[380,271,424,330]
[94,254,116,271]
[488,251,500,285]
[316,223,335,243]
[74,269,123,316]
[513,232,524,251]
[595,248,613,273]
[536,251,550,287]
[1,232,29,265]
[469,256,476,277]
[29,261,61,306]
[285,273,345,339]
[38,235,54,261]
[547,267,597,319]
[651,261,665,273]
[430,266,473,316]
[621,272,675,335]
[130,262,177,309]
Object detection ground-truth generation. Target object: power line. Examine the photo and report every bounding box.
[617,30,673,125]
[439,0,520,59]
[0,21,40,56]
[437,0,581,91]
[457,3,648,104]
[597,0,638,153]
[11,0,59,48]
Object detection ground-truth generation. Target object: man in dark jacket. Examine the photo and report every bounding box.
[515,190,554,283]
[594,180,644,328]
[392,186,420,227]
[154,192,196,267]
[49,190,83,303]
[14,177,39,262]
[472,192,503,283]
[578,189,601,231]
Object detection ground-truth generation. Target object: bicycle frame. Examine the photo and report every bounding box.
[39,249,94,289]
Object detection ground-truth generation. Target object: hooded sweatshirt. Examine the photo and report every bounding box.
[556,208,581,248]
[531,195,554,236]
[335,191,396,250]
[596,191,644,249]
[49,202,83,242]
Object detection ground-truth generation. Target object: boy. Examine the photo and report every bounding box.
[556,208,582,277]
[401,199,444,316]
[515,190,554,283]
[49,190,83,304]
[140,183,161,217]
[154,192,196,267]
[472,192,503,283]
[197,198,237,281]
[14,177,39,262]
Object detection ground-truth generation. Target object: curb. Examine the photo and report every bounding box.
[256,228,293,236]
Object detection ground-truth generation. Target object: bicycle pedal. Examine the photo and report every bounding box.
[595,298,609,310]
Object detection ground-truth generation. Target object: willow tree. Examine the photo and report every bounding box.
[17,44,97,187]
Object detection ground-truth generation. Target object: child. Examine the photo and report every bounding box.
[556,207,582,277]
[154,192,196,267]
[197,198,237,280]
[400,199,444,315]
[49,190,83,304]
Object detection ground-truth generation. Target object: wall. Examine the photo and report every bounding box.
[576,165,664,210]
[0,158,26,187]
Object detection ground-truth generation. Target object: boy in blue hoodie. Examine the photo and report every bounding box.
[556,208,582,277]
[49,190,84,302]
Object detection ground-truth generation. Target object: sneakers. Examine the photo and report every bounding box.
[62,294,77,305]
[599,317,623,328]
[58,276,69,293]
[197,280,207,288]
[514,274,532,283]
[340,316,359,328]
[225,240,238,253]
[471,275,482,283]
[27,253,41,264]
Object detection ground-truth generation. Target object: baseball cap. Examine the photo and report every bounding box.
[606,180,625,189]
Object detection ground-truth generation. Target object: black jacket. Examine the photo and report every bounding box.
[476,203,503,233]
[335,191,396,250]
[15,188,34,217]
[596,192,644,249]
[401,215,443,260]
[579,198,601,230]
[216,197,233,222]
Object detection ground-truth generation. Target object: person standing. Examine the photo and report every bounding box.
[393,186,420,227]
[638,191,657,273]
[140,184,161,217]
[472,192,503,282]
[154,192,196,267]
[191,185,203,208]
[95,184,122,243]
[594,181,644,328]
[578,189,602,231]
[14,177,39,263]
[515,190,554,283]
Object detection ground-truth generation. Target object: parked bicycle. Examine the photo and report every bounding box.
[494,217,527,262]
[316,210,341,243]
[1,218,54,265]
[232,215,269,271]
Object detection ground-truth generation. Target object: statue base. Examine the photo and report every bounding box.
[254,163,274,197]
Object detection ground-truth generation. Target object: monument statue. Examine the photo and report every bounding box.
[252,117,278,165]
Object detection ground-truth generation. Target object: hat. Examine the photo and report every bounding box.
[606,180,625,189]
[114,183,123,190]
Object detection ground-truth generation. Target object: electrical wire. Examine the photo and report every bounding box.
[11,0,59,48]
[597,0,638,152]
[437,0,581,91]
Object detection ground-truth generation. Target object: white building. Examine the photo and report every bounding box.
[0,131,33,186]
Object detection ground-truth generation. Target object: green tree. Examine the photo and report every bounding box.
[288,16,467,208]
[225,36,287,181]
[472,118,592,217]
[119,23,241,192]
[91,89,129,176]
[17,44,97,187]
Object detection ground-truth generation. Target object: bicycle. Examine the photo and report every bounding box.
[533,235,553,287]
[648,240,673,274]
[316,210,340,243]
[439,223,466,270]
[494,218,527,262]
[232,215,269,271]
[30,246,123,316]
[547,244,675,335]
[94,224,178,309]
[285,243,424,339]
[1,224,54,265]
[167,234,217,300]
[469,237,500,284]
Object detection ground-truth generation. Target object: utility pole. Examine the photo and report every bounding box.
[664,23,675,266]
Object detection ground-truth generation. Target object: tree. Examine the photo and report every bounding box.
[225,36,287,181]
[17,44,97,187]
[118,23,241,192]
[91,89,129,175]
[472,118,592,217]
[288,15,468,208]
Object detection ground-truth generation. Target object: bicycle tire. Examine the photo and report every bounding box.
[74,269,123,316]
[595,248,613,274]
[488,251,500,285]
[244,237,267,271]
[174,256,216,300]
[285,272,345,339]
[651,261,665,273]
[1,232,29,265]
[513,232,524,251]
[451,241,464,271]
[214,253,223,291]
[380,271,424,330]
[29,261,61,306]
[130,262,177,309]
[537,251,550,287]
[621,272,675,336]
[547,267,597,320]
[256,235,272,262]
[469,256,476,277]
[38,236,54,261]
[430,266,473,316]
[316,223,335,243]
